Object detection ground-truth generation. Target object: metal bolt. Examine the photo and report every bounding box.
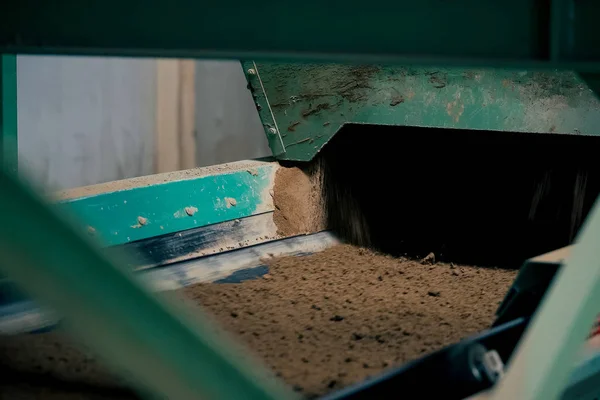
[247,68,256,75]
[268,127,277,135]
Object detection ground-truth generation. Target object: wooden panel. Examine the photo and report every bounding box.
[156,59,197,173]
[179,60,196,169]
[156,59,181,173]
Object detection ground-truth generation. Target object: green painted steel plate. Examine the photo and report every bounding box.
[54,161,276,246]
[244,63,600,161]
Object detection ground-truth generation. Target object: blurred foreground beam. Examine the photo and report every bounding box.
[491,198,600,399]
[1,0,600,70]
[0,169,293,400]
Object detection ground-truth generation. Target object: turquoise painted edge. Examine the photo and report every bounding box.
[54,163,276,246]
[245,63,600,161]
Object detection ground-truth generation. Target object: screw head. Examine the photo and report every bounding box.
[268,127,277,135]
[247,68,256,75]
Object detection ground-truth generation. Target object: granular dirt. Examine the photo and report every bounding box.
[0,331,135,399]
[272,166,326,236]
[179,245,517,397]
[0,245,517,398]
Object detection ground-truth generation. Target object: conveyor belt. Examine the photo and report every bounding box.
[0,227,339,335]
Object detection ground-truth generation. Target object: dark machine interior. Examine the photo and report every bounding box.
[318,124,600,267]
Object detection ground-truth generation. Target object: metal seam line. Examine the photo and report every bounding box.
[252,61,286,153]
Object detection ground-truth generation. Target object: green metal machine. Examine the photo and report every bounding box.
[243,63,600,161]
[2,1,600,399]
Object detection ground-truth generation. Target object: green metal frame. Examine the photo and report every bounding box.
[0,55,17,175]
[244,63,600,161]
[1,0,600,69]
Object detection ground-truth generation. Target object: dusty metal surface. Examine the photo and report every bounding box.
[53,160,278,246]
[244,63,600,161]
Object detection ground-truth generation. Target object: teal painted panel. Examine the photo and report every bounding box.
[0,55,17,175]
[244,63,600,161]
[55,163,276,246]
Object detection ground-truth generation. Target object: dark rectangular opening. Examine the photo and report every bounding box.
[318,124,600,267]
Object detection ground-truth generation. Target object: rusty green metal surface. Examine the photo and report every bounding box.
[244,63,600,161]
[0,55,17,174]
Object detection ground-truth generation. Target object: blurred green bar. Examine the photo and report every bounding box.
[2,0,600,70]
[0,170,294,400]
[0,55,17,175]
[492,197,600,399]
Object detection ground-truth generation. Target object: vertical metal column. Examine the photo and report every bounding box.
[0,55,17,175]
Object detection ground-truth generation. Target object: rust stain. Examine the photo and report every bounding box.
[446,101,465,123]
[328,65,378,102]
[302,103,331,118]
[390,95,405,107]
[406,89,416,100]
[287,121,301,132]
[427,71,447,89]
[285,138,311,148]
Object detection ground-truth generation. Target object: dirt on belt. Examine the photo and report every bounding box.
[0,245,517,398]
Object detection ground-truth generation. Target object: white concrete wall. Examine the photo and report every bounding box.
[195,61,270,167]
[17,56,156,191]
[16,57,270,191]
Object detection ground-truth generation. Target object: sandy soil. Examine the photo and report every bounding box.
[272,166,326,237]
[180,245,516,397]
[0,245,516,398]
